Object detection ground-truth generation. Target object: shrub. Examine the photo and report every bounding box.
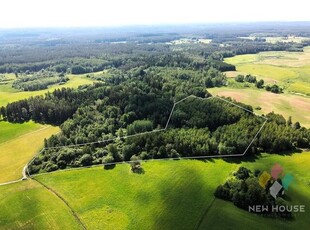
[45,162,59,172]
[103,154,115,164]
[80,154,93,166]
[57,160,67,169]
[235,75,244,82]
[234,167,251,180]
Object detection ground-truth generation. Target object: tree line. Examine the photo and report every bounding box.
[235,74,283,93]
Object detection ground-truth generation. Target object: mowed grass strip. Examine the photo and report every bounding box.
[199,152,310,230]
[0,180,82,230]
[36,159,237,230]
[0,125,59,183]
[0,121,43,144]
[208,87,310,128]
[0,74,94,107]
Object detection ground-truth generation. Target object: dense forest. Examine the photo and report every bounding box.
[2,23,310,75]
[2,68,308,174]
[1,25,310,174]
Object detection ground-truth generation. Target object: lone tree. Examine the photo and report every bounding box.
[130,155,143,173]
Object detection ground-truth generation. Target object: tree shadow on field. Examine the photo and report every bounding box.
[276,148,302,156]
[150,165,215,230]
[195,158,215,163]
[222,152,262,164]
[103,164,116,170]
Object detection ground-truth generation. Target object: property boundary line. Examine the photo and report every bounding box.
[23,95,268,179]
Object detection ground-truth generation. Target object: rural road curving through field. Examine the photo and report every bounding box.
[0,179,23,186]
[22,164,28,180]
[0,163,29,187]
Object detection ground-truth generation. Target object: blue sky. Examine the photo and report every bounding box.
[1,0,309,28]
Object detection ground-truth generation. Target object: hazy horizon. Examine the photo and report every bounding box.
[1,0,310,29]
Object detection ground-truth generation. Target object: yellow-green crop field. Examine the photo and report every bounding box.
[224,46,310,95]
[208,87,310,128]
[0,123,59,183]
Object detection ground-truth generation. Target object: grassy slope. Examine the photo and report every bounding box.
[0,74,94,107]
[208,87,310,128]
[0,125,59,183]
[199,198,292,230]
[199,152,310,230]
[36,160,237,230]
[0,121,44,144]
[224,47,310,95]
[0,180,82,230]
[35,152,310,230]
[0,152,307,229]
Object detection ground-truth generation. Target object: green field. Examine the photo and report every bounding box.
[0,121,44,144]
[0,74,94,107]
[214,46,310,128]
[35,160,237,230]
[199,152,310,230]
[208,87,310,128]
[0,124,59,183]
[224,46,310,95]
[20,152,308,230]
[0,180,82,229]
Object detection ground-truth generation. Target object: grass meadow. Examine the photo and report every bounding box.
[27,152,310,230]
[208,87,310,128]
[224,46,310,95]
[0,180,82,229]
[0,124,59,183]
[36,159,238,230]
[0,121,43,144]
